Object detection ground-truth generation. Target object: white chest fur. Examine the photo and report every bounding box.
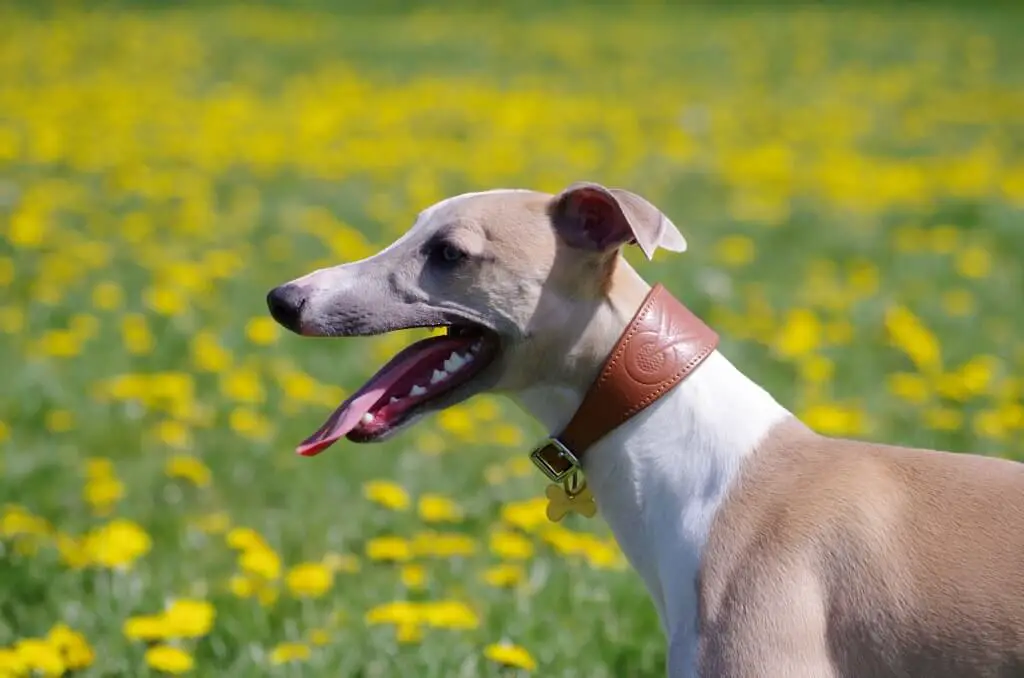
[516,351,790,637]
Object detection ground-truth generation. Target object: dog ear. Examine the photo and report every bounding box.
[549,182,687,260]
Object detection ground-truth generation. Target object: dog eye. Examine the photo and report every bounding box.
[430,241,467,268]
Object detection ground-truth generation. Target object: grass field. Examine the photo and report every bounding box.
[1,2,1024,676]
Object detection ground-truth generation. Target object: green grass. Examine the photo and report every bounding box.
[1,2,1023,676]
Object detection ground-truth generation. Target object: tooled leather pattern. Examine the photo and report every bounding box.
[559,284,719,455]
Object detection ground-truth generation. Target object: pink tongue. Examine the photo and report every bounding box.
[295,387,391,457]
[295,335,468,457]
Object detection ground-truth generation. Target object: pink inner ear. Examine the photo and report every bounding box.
[557,189,633,252]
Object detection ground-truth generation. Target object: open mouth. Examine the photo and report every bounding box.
[296,324,500,456]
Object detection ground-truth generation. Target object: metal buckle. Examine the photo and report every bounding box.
[529,437,580,483]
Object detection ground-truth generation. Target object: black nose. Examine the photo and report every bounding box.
[266,284,306,333]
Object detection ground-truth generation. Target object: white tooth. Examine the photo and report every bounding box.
[389,397,399,404]
[430,369,449,385]
[471,341,482,353]
[361,413,374,424]
[409,385,427,397]
[445,352,469,372]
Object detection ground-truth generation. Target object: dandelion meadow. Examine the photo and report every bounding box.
[2,2,1024,676]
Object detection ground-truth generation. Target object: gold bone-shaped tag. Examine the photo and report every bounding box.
[544,473,596,522]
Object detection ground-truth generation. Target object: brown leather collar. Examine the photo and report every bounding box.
[530,283,720,482]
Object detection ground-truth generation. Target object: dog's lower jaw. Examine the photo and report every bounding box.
[513,350,792,658]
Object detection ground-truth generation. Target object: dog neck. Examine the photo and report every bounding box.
[511,260,792,635]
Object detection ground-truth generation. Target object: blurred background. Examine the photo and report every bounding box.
[1,0,1023,676]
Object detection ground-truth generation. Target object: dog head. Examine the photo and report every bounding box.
[267,182,686,454]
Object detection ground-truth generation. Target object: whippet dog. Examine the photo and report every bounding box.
[267,182,1024,677]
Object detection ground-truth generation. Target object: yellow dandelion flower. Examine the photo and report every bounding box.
[581,539,627,570]
[0,306,23,334]
[941,289,975,317]
[192,511,231,534]
[400,564,427,590]
[322,551,360,573]
[285,562,333,598]
[91,281,124,311]
[411,531,477,558]
[362,479,410,511]
[470,396,501,422]
[493,423,524,447]
[482,563,526,588]
[484,463,506,486]
[714,234,756,267]
[506,456,534,477]
[421,601,479,630]
[924,406,963,431]
[489,530,534,560]
[220,368,266,404]
[500,497,549,533]
[69,313,99,340]
[0,505,50,537]
[484,642,537,671]
[245,317,279,346]
[437,407,474,438]
[228,407,271,439]
[279,370,317,403]
[934,372,971,402]
[156,420,193,449]
[365,601,420,626]
[44,409,74,433]
[973,410,1006,440]
[191,331,233,373]
[801,403,866,437]
[396,623,423,644]
[38,330,81,358]
[123,615,171,642]
[0,647,26,675]
[84,475,124,516]
[164,599,215,638]
[8,208,47,248]
[955,244,991,279]
[797,354,834,385]
[144,645,194,675]
[143,285,188,316]
[269,642,310,665]
[229,574,257,599]
[773,308,822,359]
[365,536,412,562]
[226,526,268,551]
[416,430,447,454]
[55,533,90,569]
[958,355,999,397]
[886,373,931,404]
[884,305,942,373]
[84,518,151,569]
[928,225,960,254]
[86,456,114,479]
[14,638,64,677]
[47,624,94,670]
[846,259,880,298]
[824,319,854,346]
[165,455,211,487]
[417,494,464,523]
[240,546,282,581]
[259,584,280,608]
[120,313,154,355]
[308,628,331,646]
